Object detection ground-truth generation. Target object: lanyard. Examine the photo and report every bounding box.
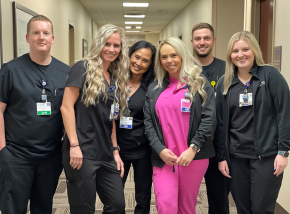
[242,81,251,102]
[183,85,190,100]
[244,82,250,93]
[110,86,119,116]
[41,80,47,102]
[124,88,132,117]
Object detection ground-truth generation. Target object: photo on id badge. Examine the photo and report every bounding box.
[239,93,252,107]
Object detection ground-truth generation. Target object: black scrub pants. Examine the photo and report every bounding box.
[62,150,125,214]
[0,147,63,214]
[121,157,152,214]
[230,155,283,214]
[204,157,230,214]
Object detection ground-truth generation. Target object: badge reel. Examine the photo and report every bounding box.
[110,102,119,120]
[181,87,190,113]
[239,82,252,107]
[120,96,133,129]
[37,80,51,115]
[211,81,216,97]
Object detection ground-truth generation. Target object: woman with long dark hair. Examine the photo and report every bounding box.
[116,40,156,214]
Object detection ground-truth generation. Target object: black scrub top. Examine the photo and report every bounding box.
[62,61,116,161]
[116,86,151,160]
[229,77,257,159]
[0,53,70,159]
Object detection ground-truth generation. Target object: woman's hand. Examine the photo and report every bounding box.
[218,160,231,178]
[70,146,83,170]
[159,148,177,166]
[176,148,196,166]
[113,150,124,178]
[274,155,288,176]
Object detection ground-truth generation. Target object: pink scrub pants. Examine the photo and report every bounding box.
[153,159,209,214]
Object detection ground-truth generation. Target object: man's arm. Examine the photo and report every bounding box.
[0,101,7,150]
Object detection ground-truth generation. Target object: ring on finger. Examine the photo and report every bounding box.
[183,164,186,166]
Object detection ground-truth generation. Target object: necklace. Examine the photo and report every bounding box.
[127,82,140,94]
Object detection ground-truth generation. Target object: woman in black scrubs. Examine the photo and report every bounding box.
[60,24,129,214]
[116,41,156,214]
[215,31,290,214]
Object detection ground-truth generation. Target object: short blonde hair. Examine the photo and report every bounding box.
[223,31,265,94]
[27,15,53,35]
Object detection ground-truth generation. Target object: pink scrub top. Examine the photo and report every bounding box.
[155,75,190,157]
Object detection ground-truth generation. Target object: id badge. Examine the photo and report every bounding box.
[109,103,119,120]
[36,102,51,115]
[239,93,253,107]
[181,99,190,112]
[120,116,133,129]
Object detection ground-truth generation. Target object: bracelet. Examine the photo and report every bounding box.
[70,145,79,147]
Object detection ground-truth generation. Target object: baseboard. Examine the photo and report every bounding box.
[275,202,289,214]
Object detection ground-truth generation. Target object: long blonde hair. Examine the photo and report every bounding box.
[223,31,265,94]
[155,37,207,105]
[82,24,129,115]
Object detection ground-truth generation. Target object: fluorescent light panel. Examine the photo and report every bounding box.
[126,31,140,32]
[136,26,141,29]
[124,15,145,18]
[125,21,143,24]
[125,26,131,29]
[123,3,149,7]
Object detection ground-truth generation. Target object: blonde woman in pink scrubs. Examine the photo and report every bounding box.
[144,37,216,214]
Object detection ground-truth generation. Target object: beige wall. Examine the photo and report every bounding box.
[145,34,159,47]
[213,0,244,60]
[1,0,95,65]
[275,0,290,212]
[158,0,244,61]
[159,0,212,53]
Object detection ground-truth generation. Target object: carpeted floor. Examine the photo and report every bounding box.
[27,169,238,214]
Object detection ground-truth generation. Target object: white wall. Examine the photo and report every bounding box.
[159,0,212,54]
[1,0,95,65]
[275,0,290,212]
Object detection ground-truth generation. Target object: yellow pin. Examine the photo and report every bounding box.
[211,81,216,88]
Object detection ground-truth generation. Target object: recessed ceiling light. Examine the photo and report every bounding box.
[136,26,141,29]
[123,3,149,7]
[125,22,143,24]
[124,15,145,18]
[125,26,131,29]
[126,31,140,33]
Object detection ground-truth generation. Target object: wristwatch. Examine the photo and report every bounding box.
[190,144,200,153]
[278,151,289,157]
[113,146,120,151]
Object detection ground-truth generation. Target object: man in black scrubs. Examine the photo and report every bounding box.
[0,15,70,214]
[191,23,230,214]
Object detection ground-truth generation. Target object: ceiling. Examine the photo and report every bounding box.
[79,0,193,34]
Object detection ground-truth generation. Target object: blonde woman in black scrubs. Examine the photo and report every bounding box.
[61,24,129,214]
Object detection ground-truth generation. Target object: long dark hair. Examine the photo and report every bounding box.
[129,40,156,90]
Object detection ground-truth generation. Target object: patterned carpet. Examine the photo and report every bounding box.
[27,168,238,214]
